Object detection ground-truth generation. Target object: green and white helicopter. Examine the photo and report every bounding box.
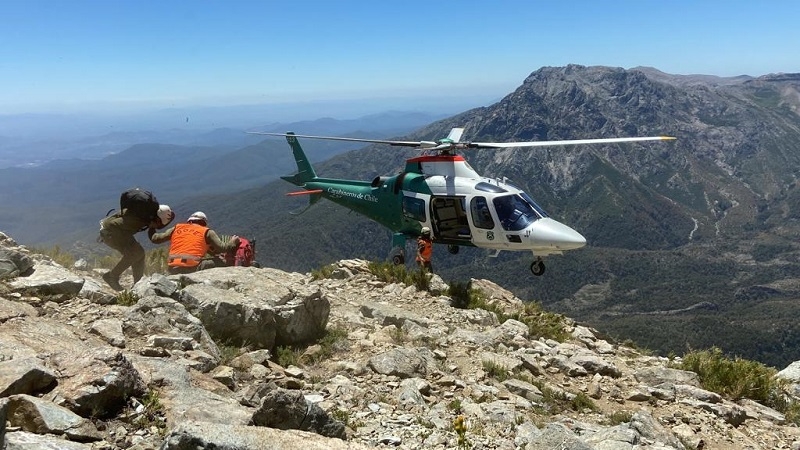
[253,128,675,276]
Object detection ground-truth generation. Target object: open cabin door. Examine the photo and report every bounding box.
[430,196,471,242]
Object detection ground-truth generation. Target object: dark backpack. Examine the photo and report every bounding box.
[225,237,256,267]
[120,188,160,222]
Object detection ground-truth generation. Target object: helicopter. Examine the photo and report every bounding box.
[251,128,675,276]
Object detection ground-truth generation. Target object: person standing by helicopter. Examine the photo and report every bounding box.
[416,226,433,272]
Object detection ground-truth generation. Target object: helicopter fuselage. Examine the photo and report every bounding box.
[300,154,586,258]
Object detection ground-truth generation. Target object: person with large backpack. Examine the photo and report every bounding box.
[98,188,174,291]
[148,211,241,274]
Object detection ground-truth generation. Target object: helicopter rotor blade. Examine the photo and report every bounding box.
[248,131,676,152]
[247,132,436,148]
[467,136,676,149]
[446,127,465,143]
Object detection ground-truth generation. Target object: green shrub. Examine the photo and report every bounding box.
[305,325,350,364]
[605,410,633,425]
[449,280,569,342]
[367,261,430,291]
[217,340,244,366]
[126,386,167,435]
[311,263,337,280]
[447,281,471,309]
[482,360,509,381]
[368,260,408,283]
[527,379,594,414]
[679,347,788,409]
[115,290,140,306]
[570,392,597,412]
[275,345,302,367]
[447,280,487,309]
[447,399,463,413]
[330,408,353,429]
[408,267,431,291]
[144,247,168,275]
[29,245,75,268]
[508,302,570,342]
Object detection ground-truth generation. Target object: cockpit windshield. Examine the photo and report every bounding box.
[519,191,548,218]
[493,194,545,231]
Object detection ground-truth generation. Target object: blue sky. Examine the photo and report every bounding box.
[1,0,798,114]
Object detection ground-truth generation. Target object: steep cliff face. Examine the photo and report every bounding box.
[2,231,800,449]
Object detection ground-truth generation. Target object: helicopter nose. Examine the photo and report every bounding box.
[529,218,587,250]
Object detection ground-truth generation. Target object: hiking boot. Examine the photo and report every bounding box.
[102,272,123,291]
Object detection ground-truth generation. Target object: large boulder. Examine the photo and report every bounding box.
[0,232,34,280]
[124,295,221,359]
[251,388,345,439]
[47,349,147,418]
[176,267,330,349]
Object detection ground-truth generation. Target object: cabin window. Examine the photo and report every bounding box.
[402,196,426,222]
[470,196,495,229]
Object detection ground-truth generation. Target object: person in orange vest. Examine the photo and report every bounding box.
[149,211,240,275]
[416,226,433,272]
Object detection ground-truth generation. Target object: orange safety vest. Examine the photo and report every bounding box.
[168,223,210,267]
[416,237,432,262]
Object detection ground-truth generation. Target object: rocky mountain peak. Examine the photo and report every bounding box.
[2,230,799,449]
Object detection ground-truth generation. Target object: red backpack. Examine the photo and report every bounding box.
[225,237,256,267]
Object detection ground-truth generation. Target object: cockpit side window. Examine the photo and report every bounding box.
[493,194,541,231]
[504,181,549,218]
[470,196,494,229]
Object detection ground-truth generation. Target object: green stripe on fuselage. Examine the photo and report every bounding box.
[306,172,432,233]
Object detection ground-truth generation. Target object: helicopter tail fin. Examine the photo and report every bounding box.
[280,132,318,186]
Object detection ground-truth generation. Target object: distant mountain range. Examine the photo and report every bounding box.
[0,111,445,243]
[0,109,448,168]
[6,65,800,367]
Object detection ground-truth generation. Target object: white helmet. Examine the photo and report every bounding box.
[421,226,431,235]
[157,205,175,227]
[188,211,208,224]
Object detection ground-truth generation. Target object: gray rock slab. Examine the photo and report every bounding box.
[8,263,84,298]
[0,357,57,397]
[161,420,372,450]
[4,430,92,449]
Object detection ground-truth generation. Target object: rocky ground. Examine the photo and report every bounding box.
[2,231,800,449]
